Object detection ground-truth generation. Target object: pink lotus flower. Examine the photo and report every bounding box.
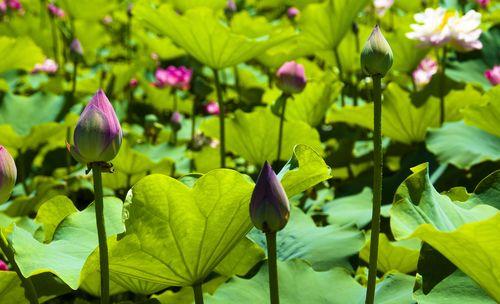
[47,3,65,18]
[374,0,394,17]
[485,66,500,86]
[412,58,438,89]
[7,0,21,10]
[32,59,58,74]
[154,66,192,90]
[0,260,8,271]
[0,2,6,13]
[287,7,299,19]
[226,0,236,12]
[204,101,220,115]
[129,78,138,88]
[476,0,490,8]
[276,61,307,94]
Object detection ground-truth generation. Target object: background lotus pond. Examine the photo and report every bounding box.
[0,0,498,303]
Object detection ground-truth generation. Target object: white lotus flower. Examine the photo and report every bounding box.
[448,10,483,51]
[374,0,394,17]
[406,7,454,47]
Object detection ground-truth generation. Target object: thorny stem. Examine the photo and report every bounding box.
[266,232,279,304]
[212,68,226,168]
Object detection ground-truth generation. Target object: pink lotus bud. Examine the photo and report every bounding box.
[129,78,138,88]
[276,61,307,94]
[70,38,84,56]
[170,111,183,125]
[204,101,220,115]
[0,1,7,13]
[250,161,290,233]
[226,0,236,12]
[68,89,122,164]
[32,58,58,74]
[287,7,299,19]
[0,146,16,205]
[476,0,490,7]
[485,66,500,86]
[0,260,8,271]
[412,58,438,89]
[7,0,21,10]
[47,3,65,18]
[154,66,192,90]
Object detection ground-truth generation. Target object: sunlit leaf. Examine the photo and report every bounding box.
[462,86,500,137]
[0,36,44,75]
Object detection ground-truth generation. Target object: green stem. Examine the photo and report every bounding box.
[266,232,279,304]
[71,59,78,104]
[276,94,288,162]
[49,15,59,67]
[212,68,226,168]
[91,164,109,304]
[438,47,447,126]
[365,75,382,304]
[233,65,241,104]
[0,235,39,304]
[333,47,345,106]
[65,127,71,176]
[193,283,204,304]
[171,91,178,145]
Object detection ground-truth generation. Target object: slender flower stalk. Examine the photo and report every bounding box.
[212,68,226,168]
[275,93,289,162]
[193,283,204,304]
[438,46,447,125]
[70,39,83,104]
[360,25,393,304]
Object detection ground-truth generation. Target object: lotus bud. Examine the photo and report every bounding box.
[0,146,16,204]
[70,38,84,56]
[0,259,8,271]
[250,161,290,233]
[68,89,122,164]
[276,61,307,94]
[170,111,183,131]
[287,7,299,19]
[361,25,393,77]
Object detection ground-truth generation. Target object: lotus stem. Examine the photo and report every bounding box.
[333,47,345,107]
[266,232,280,304]
[49,14,59,67]
[193,283,204,304]
[71,58,78,103]
[0,236,39,304]
[212,68,226,168]
[276,93,289,162]
[438,46,447,125]
[365,74,382,304]
[91,163,109,304]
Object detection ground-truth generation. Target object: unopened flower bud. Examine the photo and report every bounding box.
[170,111,183,131]
[250,161,290,233]
[287,7,299,19]
[276,61,306,94]
[0,259,8,271]
[70,38,84,56]
[0,146,16,204]
[68,89,122,164]
[361,25,393,76]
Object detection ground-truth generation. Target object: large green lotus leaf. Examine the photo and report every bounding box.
[249,207,364,270]
[360,233,420,274]
[201,108,323,163]
[0,36,44,75]
[152,276,228,304]
[446,59,492,90]
[469,170,500,210]
[390,163,498,239]
[0,93,64,136]
[299,0,371,51]
[335,24,372,73]
[327,83,440,144]
[135,5,291,69]
[8,197,125,289]
[414,270,496,304]
[426,121,500,169]
[444,86,482,121]
[74,20,112,64]
[34,196,77,243]
[462,86,500,137]
[60,0,116,20]
[285,82,341,127]
[171,0,226,11]
[214,237,265,277]
[0,271,28,303]
[206,260,415,304]
[323,188,391,229]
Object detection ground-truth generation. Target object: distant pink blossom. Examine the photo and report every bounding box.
[102,15,113,25]
[7,0,21,10]
[154,66,192,90]
[204,101,220,115]
[0,260,8,271]
[412,58,438,89]
[32,59,58,74]
[47,3,65,18]
[374,0,394,16]
[170,111,183,125]
[129,78,138,88]
[485,66,500,86]
[0,2,6,13]
[226,0,236,12]
[287,7,299,19]
[476,0,490,8]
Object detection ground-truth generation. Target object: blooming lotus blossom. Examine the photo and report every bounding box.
[0,2,6,13]
[374,0,394,16]
[485,66,500,86]
[447,10,483,51]
[204,101,220,115]
[47,3,65,18]
[0,260,8,271]
[0,146,16,205]
[154,66,192,90]
[250,162,290,233]
[68,89,122,164]
[276,61,306,94]
[287,7,299,19]
[412,58,438,88]
[476,0,490,8]
[32,59,58,74]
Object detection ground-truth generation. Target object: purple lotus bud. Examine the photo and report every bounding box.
[276,61,307,94]
[0,146,17,205]
[226,0,237,12]
[249,161,290,233]
[70,38,84,56]
[47,3,65,18]
[361,25,393,76]
[0,259,8,271]
[287,7,299,19]
[68,89,122,164]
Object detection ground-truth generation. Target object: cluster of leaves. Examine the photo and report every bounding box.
[0,0,498,303]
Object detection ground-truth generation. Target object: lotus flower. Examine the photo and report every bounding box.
[374,0,394,16]
[32,59,58,74]
[250,162,290,233]
[170,111,183,125]
[361,25,393,76]
[287,7,299,19]
[204,101,220,115]
[447,10,483,51]
[0,146,16,205]
[68,89,122,164]
[477,0,490,8]
[226,0,236,12]
[102,15,113,25]
[47,3,65,18]
[276,61,306,94]
[0,260,8,271]
[70,38,84,56]
[7,0,21,10]
[154,66,192,90]
[485,66,500,86]
[406,8,453,47]
[129,78,138,88]
[412,58,438,89]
